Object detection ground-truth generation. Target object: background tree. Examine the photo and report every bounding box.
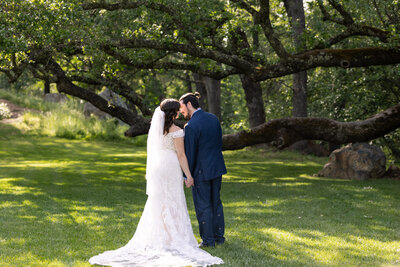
[1,0,400,152]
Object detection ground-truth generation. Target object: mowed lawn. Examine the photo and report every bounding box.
[0,126,399,266]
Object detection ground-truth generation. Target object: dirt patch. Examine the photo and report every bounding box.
[0,99,40,124]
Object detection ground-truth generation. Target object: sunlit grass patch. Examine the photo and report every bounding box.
[0,135,399,266]
[0,88,145,145]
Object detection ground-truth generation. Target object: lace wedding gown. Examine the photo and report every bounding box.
[89,108,223,267]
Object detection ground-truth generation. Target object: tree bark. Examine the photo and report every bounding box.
[284,0,308,117]
[202,76,222,120]
[44,79,50,94]
[185,71,192,93]
[193,73,208,111]
[292,71,307,117]
[230,28,266,128]
[239,74,266,128]
[254,47,400,81]
[222,103,400,150]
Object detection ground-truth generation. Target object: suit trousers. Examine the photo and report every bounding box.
[191,176,225,246]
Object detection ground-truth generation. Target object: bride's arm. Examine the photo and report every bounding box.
[174,137,195,187]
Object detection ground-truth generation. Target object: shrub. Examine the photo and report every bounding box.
[0,103,11,120]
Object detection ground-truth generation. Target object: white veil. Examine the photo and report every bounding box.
[145,106,165,196]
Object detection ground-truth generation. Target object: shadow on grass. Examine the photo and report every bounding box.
[0,137,399,266]
[221,150,400,266]
[0,135,149,264]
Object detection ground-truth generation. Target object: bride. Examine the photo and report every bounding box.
[89,99,224,266]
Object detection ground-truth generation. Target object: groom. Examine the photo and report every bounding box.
[179,92,227,247]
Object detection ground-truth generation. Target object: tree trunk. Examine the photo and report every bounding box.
[185,71,192,93]
[193,73,208,111]
[222,103,400,150]
[202,76,221,120]
[44,79,50,94]
[239,74,266,128]
[292,71,307,117]
[284,0,307,117]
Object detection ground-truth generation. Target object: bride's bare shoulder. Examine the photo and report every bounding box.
[169,124,182,133]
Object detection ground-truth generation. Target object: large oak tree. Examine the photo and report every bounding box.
[1,0,399,149]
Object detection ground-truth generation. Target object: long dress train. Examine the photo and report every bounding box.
[89,125,223,266]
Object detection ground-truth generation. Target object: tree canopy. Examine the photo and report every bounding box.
[1,0,399,149]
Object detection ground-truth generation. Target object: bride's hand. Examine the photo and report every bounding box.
[185,177,194,188]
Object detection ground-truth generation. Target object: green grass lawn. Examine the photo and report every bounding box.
[1,125,399,266]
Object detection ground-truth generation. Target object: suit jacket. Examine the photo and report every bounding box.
[184,109,227,181]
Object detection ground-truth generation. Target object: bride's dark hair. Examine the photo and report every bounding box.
[160,98,180,134]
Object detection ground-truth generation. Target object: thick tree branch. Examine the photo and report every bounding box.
[108,38,255,71]
[70,75,152,116]
[230,0,258,17]
[318,0,345,24]
[101,45,239,79]
[327,0,354,24]
[30,51,145,126]
[316,0,389,48]
[0,68,15,82]
[257,0,289,59]
[313,25,389,49]
[222,103,400,150]
[254,47,400,81]
[231,0,288,59]
[0,57,29,83]
[28,65,57,83]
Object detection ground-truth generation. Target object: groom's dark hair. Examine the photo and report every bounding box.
[179,92,200,109]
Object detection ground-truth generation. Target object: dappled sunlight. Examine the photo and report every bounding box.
[91,161,140,167]
[68,211,106,226]
[269,182,311,187]
[1,160,82,168]
[274,177,297,181]
[0,178,44,196]
[0,201,21,208]
[224,158,324,183]
[225,201,282,217]
[258,227,400,265]
[223,174,261,183]
[3,237,26,246]
[221,172,400,265]
[45,214,73,224]
[0,251,66,266]
[1,136,399,266]
[109,153,147,157]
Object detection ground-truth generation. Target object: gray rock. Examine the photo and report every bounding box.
[317,143,386,180]
[43,93,68,103]
[83,88,128,125]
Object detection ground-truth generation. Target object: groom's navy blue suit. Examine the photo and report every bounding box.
[184,109,227,246]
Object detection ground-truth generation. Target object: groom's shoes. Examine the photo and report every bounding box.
[216,237,225,246]
[199,242,215,248]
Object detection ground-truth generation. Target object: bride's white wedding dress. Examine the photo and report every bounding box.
[89,107,223,267]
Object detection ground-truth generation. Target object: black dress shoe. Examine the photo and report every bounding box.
[199,242,215,248]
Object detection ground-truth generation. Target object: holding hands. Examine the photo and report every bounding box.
[185,176,194,188]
